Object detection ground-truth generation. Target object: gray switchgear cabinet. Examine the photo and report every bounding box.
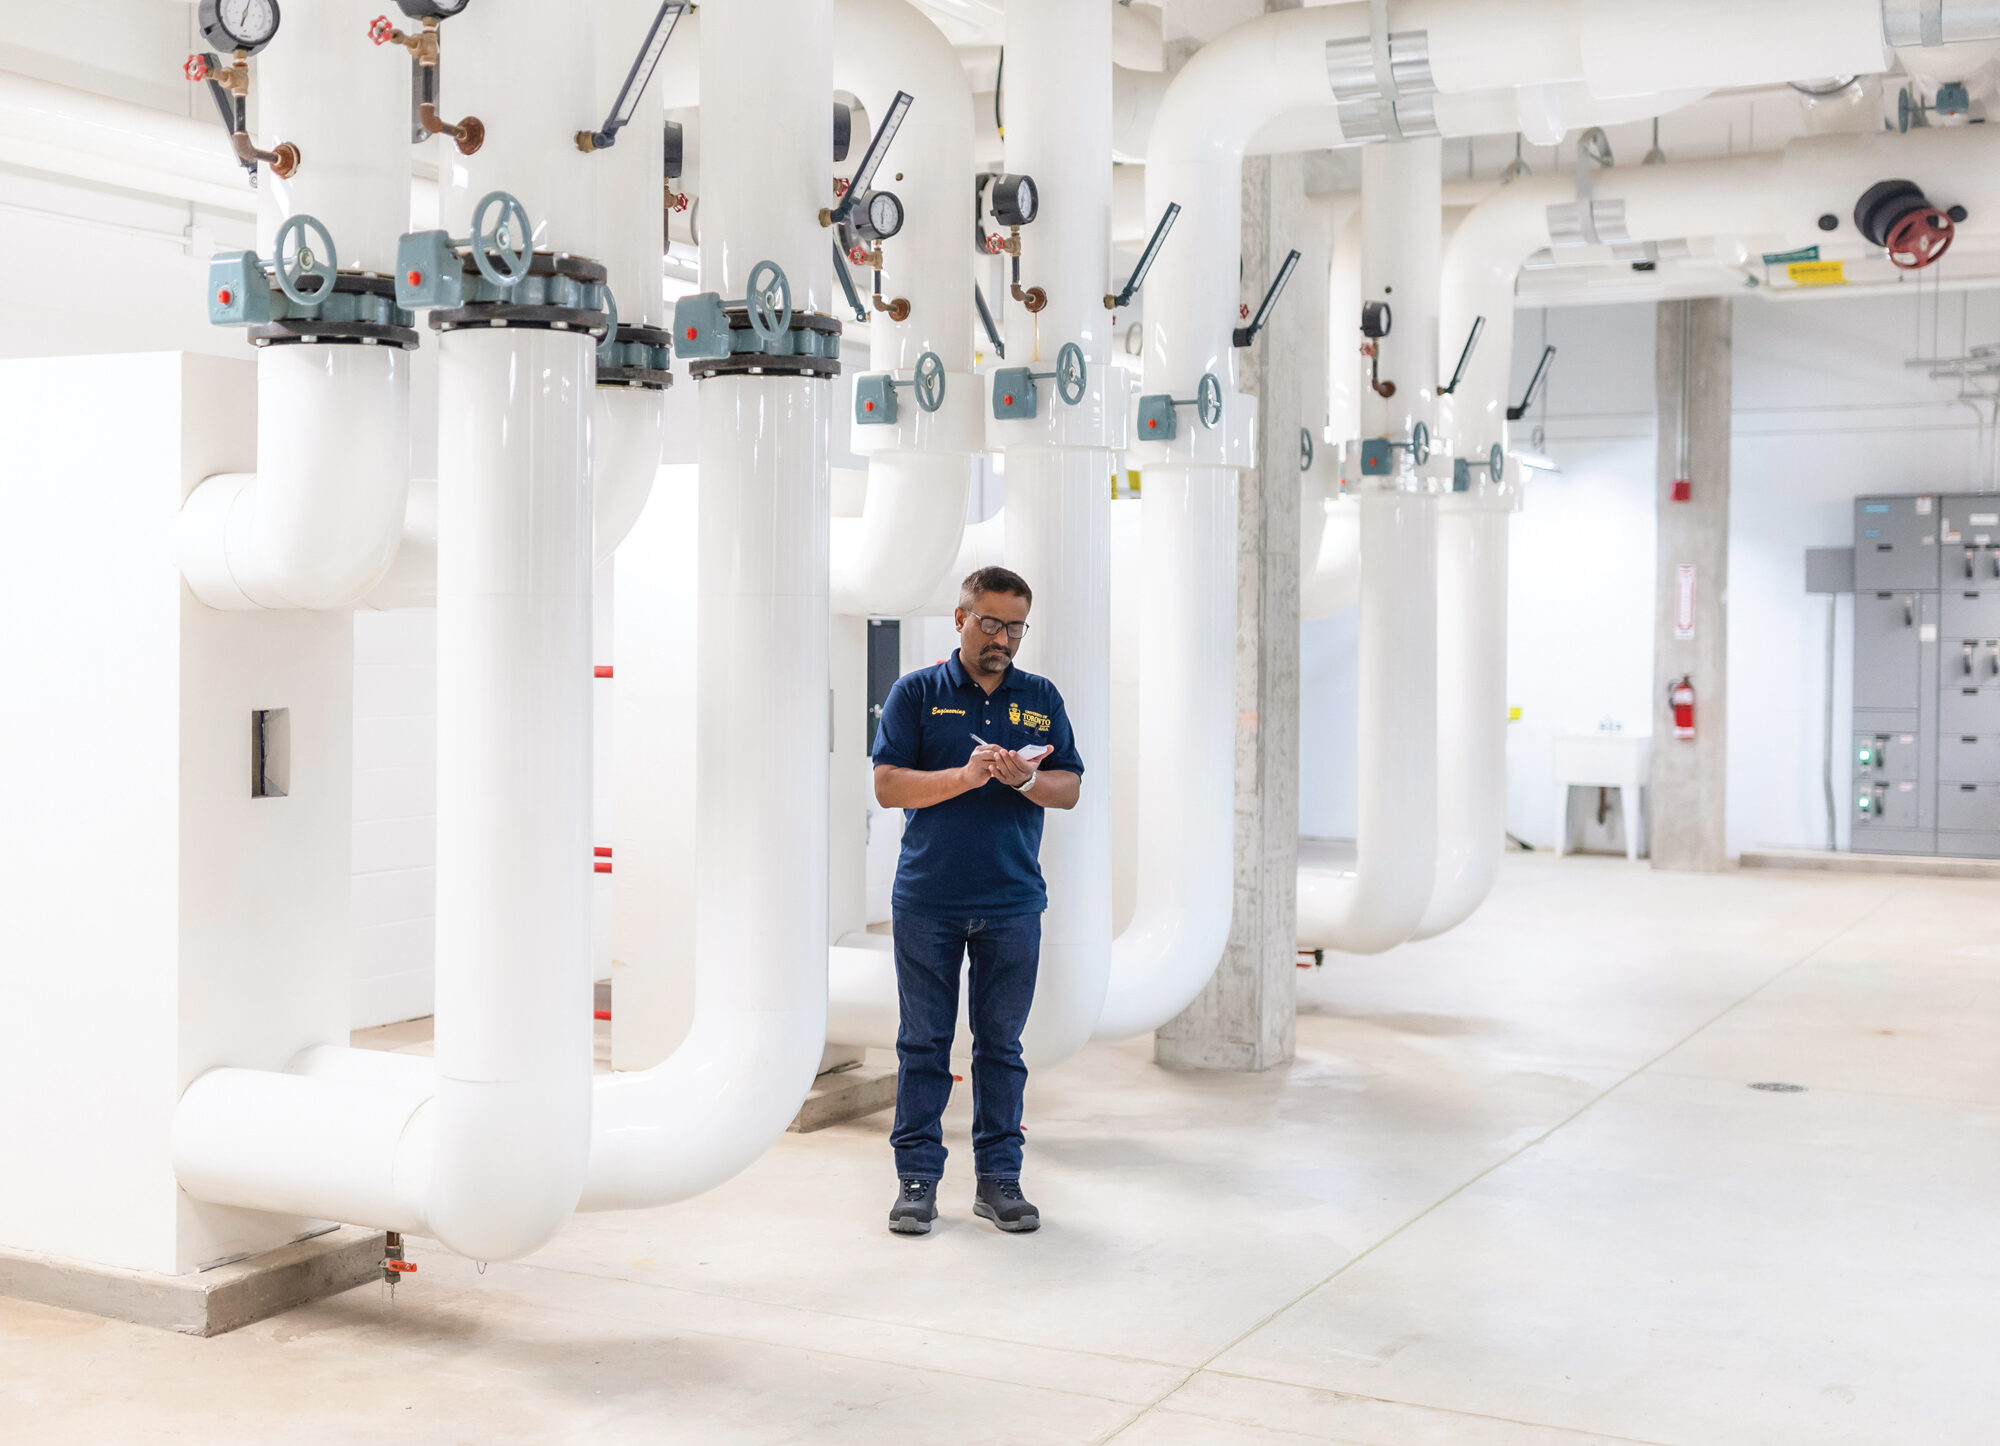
[1850,493,2000,857]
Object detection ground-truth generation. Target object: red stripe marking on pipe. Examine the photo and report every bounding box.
[593,1009,612,1021]
[594,665,613,678]
[593,860,612,874]
[594,847,612,858]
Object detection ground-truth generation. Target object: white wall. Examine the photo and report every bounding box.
[1300,287,2000,858]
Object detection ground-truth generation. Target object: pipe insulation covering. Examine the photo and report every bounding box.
[581,0,833,1211]
[830,0,977,618]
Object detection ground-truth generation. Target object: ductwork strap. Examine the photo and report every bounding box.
[1545,127,1627,249]
[1323,0,1437,145]
[1885,0,2000,45]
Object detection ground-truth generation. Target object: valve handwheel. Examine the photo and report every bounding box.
[746,260,792,346]
[1196,371,1223,429]
[984,234,1005,255]
[1410,421,1430,466]
[1056,341,1086,405]
[469,190,532,287]
[184,53,210,82]
[595,285,618,345]
[1886,206,1954,271]
[273,213,338,307]
[848,244,869,265]
[368,14,395,43]
[1299,427,1313,472]
[1489,443,1505,484]
[915,351,946,413]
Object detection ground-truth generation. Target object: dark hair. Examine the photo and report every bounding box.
[959,565,1032,611]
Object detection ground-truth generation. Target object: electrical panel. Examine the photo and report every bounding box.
[1850,494,2000,857]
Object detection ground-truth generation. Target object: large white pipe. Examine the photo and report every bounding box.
[592,0,672,564]
[996,0,1118,1067]
[173,0,411,612]
[0,72,251,213]
[1439,125,2000,464]
[175,0,600,1263]
[1296,490,1439,954]
[580,0,832,1211]
[830,0,978,618]
[1411,490,1511,939]
[1296,133,1444,958]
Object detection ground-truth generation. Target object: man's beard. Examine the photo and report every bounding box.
[975,644,1011,673]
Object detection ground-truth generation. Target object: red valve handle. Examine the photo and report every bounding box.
[1886,207,1954,271]
[848,244,869,265]
[384,1259,417,1274]
[832,178,850,197]
[983,234,1005,255]
[184,53,210,82]
[368,15,395,45]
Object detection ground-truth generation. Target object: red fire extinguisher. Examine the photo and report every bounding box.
[1668,674,1696,740]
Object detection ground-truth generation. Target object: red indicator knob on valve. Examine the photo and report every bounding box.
[1147,418,1156,429]
[184,54,209,82]
[685,326,698,340]
[1002,394,1014,406]
[863,400,874,412]
[407,270,422,286]
[216,288,233,307]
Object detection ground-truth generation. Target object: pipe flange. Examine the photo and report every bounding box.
[685,309,843,381]
[597,321,675,388]
[428,303,615,338]
[596,364,674,390]
[686,352,842,381]
[248,319,421,349]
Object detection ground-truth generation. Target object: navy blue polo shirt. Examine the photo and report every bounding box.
[871,651,1085,917]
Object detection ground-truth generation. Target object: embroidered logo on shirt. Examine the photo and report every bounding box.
[931,706,966,716]
[1009,702,1021,725]
[1021,709,1051,732]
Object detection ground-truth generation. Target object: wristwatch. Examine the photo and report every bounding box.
[1014,771,1037,794]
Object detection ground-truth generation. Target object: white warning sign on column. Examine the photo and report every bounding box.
[1675,563,1696,641]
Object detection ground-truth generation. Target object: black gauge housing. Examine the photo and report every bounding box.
[833,103,852,163]
[199,0,281,55]
[664,120,684,180]
[1361,300,1392,338]
[990,173,1038,228]
[852,189,905,242]
[395,0,472,18]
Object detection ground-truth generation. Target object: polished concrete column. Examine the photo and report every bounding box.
[1155,143,1305,1072]
[1650,297,1732,872]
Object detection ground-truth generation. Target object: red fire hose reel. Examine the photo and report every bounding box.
[1854,179,1961,271]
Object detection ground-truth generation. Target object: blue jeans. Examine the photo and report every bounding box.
[889,908,1042,1181]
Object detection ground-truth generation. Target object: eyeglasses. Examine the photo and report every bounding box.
[967,611,1029,641]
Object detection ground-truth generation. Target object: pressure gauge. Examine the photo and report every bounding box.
[852,189,905,242]
[990,173,1038,228]
[199,0,280,54]
[394,0,473,17]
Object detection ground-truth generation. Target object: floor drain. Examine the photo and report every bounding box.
[1749,1081,1806,1093]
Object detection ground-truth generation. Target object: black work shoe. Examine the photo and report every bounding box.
[889,1177,938,1235]
[973,1175,1040,1233]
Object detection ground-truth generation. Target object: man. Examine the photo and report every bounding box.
[870,566,1083,1236]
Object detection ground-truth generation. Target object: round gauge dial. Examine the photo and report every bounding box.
[200,0,280,53]
[395,0,472,18]
[854,189,905,242]
[990,173,1038,228]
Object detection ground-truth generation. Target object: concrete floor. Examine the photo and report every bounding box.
[5,853,1999,1445]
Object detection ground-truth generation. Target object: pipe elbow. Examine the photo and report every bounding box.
[421,1076,592,1260]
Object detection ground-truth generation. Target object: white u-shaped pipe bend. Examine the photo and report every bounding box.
[174,0,603,1262]
[579,0,835,1213]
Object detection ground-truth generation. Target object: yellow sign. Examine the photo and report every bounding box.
[1508,706,1523,722]
[1787,259,1847,288]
